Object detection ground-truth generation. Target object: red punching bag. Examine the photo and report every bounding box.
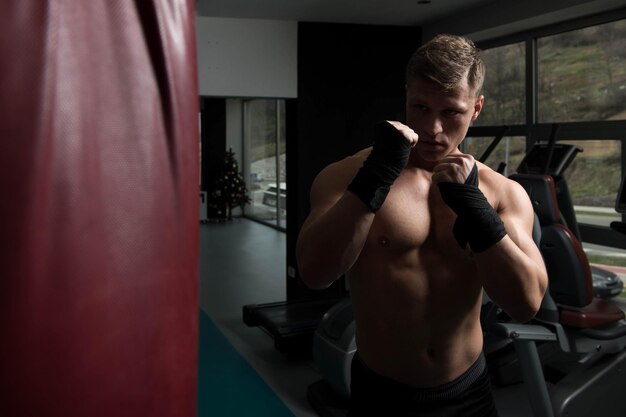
[0,1,199,416]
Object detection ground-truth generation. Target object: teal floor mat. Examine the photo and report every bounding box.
[198,310,294,417]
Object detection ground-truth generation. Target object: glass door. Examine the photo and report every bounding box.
[243,99,286,230]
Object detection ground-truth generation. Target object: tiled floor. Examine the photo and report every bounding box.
[198,218,625,417]
[199,218,319,416]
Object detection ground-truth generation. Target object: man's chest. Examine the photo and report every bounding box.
[365,174,459,251]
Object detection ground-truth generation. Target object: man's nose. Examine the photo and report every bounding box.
[424,116,443,137]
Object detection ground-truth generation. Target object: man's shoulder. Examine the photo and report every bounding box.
[313,147,371,189]
[477,162,531,209]
[319,148,371,176]
[477,162,515,187]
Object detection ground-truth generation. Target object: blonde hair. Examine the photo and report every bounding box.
[406,34,485,97]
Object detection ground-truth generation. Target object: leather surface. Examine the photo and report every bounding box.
[509,174,561,225]
[541,224,593,308]
[561,297,626,328]
[0,1,199,415]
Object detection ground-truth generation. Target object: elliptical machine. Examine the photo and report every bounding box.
[515,125,623,300]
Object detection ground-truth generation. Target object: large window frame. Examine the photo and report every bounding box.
[473,7,626,249]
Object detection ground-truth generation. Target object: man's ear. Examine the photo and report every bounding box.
[472,95,484,121]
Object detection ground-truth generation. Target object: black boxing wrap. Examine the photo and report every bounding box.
[347,121,412,212]
[438,164,507,252]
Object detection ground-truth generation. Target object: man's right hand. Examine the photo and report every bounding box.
[384,120,419,148]
[346,121,417,212]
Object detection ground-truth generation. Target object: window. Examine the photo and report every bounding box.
[538,19,626,123]
[463,135,526,177]
[475,42,526,126]
[476,11,626,276]
[560,139,622,228]
[243,99,287,230]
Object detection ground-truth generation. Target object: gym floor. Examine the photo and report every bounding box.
[198,218,626,417]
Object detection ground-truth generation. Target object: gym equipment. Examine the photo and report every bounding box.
[516,141,583,240]
[312,299,356,399]
[516,134,623,299]
[0,2,199,416]
[243,297,346,354]
[308,299,354,417]
[492,173,626,417]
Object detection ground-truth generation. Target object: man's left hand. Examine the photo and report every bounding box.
[432,153,476,185]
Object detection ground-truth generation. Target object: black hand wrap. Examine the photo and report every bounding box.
[347,121,411,212]
[438,164,507,252]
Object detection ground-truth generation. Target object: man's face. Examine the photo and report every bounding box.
[405,77,484,162]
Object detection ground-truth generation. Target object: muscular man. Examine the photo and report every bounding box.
[296,34,548,416]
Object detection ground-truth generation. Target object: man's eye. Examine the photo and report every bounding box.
[445,109,460,116]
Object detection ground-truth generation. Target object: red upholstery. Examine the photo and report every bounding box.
[560,298,625,328]
[0,2,199,416]
[544,223,594,307]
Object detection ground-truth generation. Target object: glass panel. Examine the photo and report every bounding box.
[474,42,526,126]
[277,100,287,229]
[462,136,527,177]
[538,19,626,122]
[560,139,622,227]
[243,99,287,229]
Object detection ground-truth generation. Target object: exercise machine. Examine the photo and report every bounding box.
[491,173,626,417]
[515,129,623,299]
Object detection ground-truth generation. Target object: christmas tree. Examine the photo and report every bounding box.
[207,148,251,221]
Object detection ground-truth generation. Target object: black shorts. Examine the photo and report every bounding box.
[348,352,499,417]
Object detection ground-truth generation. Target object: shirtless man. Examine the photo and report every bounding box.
[296,34,548,416]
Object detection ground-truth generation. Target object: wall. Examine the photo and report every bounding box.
[200,98,226,194]
[195,16,297,98]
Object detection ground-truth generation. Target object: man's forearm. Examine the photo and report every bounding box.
[474,237,546,323]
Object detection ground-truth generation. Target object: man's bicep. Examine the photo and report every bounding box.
[499,182,543,256]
